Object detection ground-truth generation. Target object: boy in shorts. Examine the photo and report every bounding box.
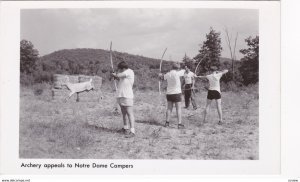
[159,62,185,129]
[111,61,135,137]
[196,67,228,124]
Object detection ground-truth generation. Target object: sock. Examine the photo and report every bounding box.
[130,128,135,134]
[124,125,129,130]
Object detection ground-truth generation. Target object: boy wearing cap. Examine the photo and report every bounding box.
[196,68,228,124]
[159,62,185,129]
[111,61,135,138]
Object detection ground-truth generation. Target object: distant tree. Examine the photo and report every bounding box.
[182,54,195,70]
[20,40,39,74]
[239,36,259,85]
[224,27,239,82]
[194,27,222,74]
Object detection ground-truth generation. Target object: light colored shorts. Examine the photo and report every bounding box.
[117,97,134,107]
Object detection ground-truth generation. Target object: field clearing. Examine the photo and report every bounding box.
[20,85,258,160]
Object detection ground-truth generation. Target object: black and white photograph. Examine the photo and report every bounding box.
[19,8,259,160]
[0,0,283,176]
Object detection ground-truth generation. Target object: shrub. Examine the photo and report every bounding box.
[33,84,44,96]
[221,81,241,92]
[243,83,259,97]
[32,83,51,96]
[20,73,34,86]
[33,70,54,84]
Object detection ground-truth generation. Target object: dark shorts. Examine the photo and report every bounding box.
[207,90,221,100]
[166,93,182,102]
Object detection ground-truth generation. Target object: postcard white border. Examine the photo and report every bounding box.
[0,1,280,175]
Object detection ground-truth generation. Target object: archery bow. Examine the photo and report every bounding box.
[159,48,167,95]
[193,53,210,91]
[194,53,208,77]
[110,41,118,91]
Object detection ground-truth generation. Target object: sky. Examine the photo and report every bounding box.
[21,9,258,61]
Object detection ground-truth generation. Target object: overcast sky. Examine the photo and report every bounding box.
[21,9,258,61]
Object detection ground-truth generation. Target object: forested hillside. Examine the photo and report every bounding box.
[34,48,234,90]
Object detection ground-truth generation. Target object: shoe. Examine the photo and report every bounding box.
[164,121,170,127]
[125,132,135,138]
[193,107,197,110]
[117,128,130,134]
[178,124,185,129]
[218,121,222,125]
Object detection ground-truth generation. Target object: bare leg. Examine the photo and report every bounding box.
[175,102,182,124]
[191,90,197,109]
[65,92,74,102]
[216,99,223,123]
[120,106,129,129]
[126,106,135,133]
[166,101,173,123]
[203,99,212,123]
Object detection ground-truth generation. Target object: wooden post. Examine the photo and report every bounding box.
[51,88,54,100]
[76,76,80,102]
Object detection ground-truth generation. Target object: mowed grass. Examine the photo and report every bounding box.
[19,85,258,159]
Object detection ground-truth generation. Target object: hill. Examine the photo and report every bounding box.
[35,48,235,90]
[40,48,165,73]
[40,48,233,73]
[39,48,173,90]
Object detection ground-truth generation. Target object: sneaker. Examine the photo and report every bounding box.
[178,124,185,129]
[125,132,135,138]
[164,121,170,127]
[117,128,130,134]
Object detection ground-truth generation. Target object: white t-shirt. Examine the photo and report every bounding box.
[206,72,223,93]
[183,71,195,84]
[164,69,185,95]
[117,69,134,98]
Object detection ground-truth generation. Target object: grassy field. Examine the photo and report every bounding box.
[19,84,258,159]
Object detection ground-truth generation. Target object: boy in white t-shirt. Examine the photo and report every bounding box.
[111,61,135,138]
[182,65,197,110]
[159,62,185,129]
[197,67,228,124]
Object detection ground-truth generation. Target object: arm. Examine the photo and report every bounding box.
[111,71,127,79]
[220,69,229,75]
[181,78,185,88]
[178,69,185,77]
[116,72,127,78]
[195,75,207,79]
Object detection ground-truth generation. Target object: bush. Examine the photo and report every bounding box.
[33,84,44,96]
[32,83,51,96]
[33,70,54,84]
[20,73,35,86]
[243,83,259,97]
[221,81,241,92]
[21,70,54,86]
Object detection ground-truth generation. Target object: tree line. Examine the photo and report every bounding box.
[20,27,259,90]
[184,27,259,86]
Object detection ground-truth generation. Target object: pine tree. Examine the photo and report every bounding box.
[182,53,194,70]
[194,27,222,74]
[239,36,259,85]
